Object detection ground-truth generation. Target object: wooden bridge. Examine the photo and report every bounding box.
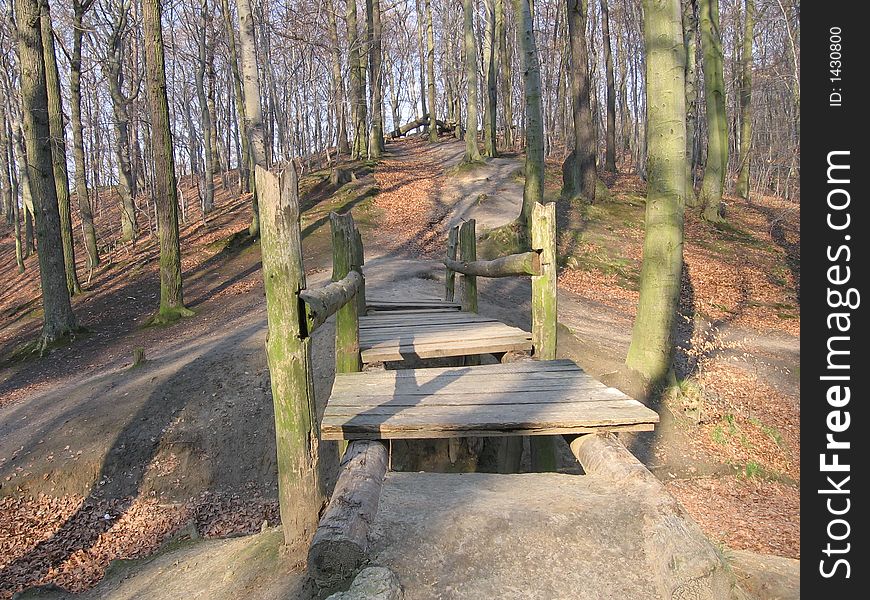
[255,166,659,593]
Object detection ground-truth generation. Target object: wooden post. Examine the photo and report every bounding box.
[330,212,362,374]
[256,164,324,551]
[530,201,557,471]
[445,225,459,301]
[458,219,477,312]
[458,219,479,366]
[531,202,557,358]
[352,227,366,315]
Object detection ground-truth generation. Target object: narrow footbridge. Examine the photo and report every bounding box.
[300,204,657,590]
[256,167,659,594]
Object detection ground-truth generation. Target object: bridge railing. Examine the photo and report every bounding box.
[444,202,557,359]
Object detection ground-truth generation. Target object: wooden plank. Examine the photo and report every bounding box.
[330,377,627,404]
[361,339,532,363]
[365,308,461,315]
[321,422,655,440]
[366,300,462,308]
[326,388,632,407]
[358,316,502,329]
[361,331,531,348]
[359,312,498,324]
[343,360,581,378]
[321,401,658,440]
[324,398,650,418]
[333,371,593,389]
[359,324,529,343]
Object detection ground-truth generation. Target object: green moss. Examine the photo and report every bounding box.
[478,222,525,259]
[143,305,196,327]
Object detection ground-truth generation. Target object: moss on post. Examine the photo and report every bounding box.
[352,227,366,316]
[256,164,325,554]
[445,225,459,301]
[530,201,557,471]
[458,220,477,313]
[331,212,362,374]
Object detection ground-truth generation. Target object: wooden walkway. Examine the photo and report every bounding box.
[322,359,658,440]
[360,297,533,363]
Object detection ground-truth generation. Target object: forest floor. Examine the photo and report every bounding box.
[0,137,799,598]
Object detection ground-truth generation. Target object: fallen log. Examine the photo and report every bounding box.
[300,270,363,333]
[444,251,540,278]
[308,440,390,589]
[390,114,430,138]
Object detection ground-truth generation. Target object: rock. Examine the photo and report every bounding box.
[728,550,799,600]
[325,567,403,600]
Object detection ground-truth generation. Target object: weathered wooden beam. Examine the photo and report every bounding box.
[300,270,363,333]
[444,251,541,278]
[352,227,366,316]
[445,225,459,301]
[308,440,390,589]
[458,219,477,313]
[530,201,557,471]
[531,202,557,358]
[255,164,324,551]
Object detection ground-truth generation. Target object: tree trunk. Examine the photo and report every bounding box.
[327,0,350,155]
[515,0,544,242]
[236,0,265,236]
[483,0,498,157]
[14,0,79,349]
[563,0,597,203]
[462,0,482,163]
[425,0,437,142]
[142,0,193,323]
[105,7,138,242]
[346,0,367,159]
[41,3,81,295]
[626,0,686,386]
[71,0,100,270]
[415,0,428,118]
[682,0,700,204]
[366,0,385,158]
[600,0,617,172]
[195,0,215,213]
[735,0,754,199]
[497,0,513,149]
[698,0,727,221]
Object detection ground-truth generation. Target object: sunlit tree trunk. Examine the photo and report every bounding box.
[514,0,543,239]
[366,0,385,158]
[71,0,100,270]
[682,0,700,204]
[600,0,617,172]
[497,0,513,149]
[698,0,727,221]
[41,3,81,294]
[142,0,193,323]
[735,0,754,199]
[562,0,597,202]
[195,0,215,213]
[462,0,482,163]
[483,0,498,157]
[626,0,687,385]
[15,0,79,349]
[425,0,437,142]
[327,0,350,155]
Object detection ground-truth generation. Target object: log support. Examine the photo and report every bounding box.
[458,219,477,313]
[308,440,390,591]
[445,225,459,301]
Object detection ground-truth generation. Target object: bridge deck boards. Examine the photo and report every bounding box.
[359,309,532,364]
[321,360,659,440]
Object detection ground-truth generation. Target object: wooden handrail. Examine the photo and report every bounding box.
[300,270,363,333]
[443,250,541,278]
